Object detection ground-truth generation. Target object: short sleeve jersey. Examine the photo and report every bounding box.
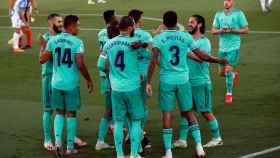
[102,35,140,92]
[153,30,198,84]
[97,28,109,77]
[46,32,85,90]
[42,32,54,75]
[187,36,211,86]
[213,8,248,52]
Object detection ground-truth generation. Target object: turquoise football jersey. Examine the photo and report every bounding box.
[101,35,140,92]
[153,30,198,84]
[46,32,84,91]
[134,28,153,77]
[187,35,211,86]
[42,32,54,75]
[213,8,248,52]
[97,28,109,77]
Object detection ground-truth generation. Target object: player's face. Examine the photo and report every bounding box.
[187,17,198,35]
[72,21,81,36]
[52,16,63,33]
[224,0,234,10]
[128,26,135,37]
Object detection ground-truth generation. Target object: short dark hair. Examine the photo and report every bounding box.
[163,11,177,28]
[107,20,120,39]
[64,15,79,29]
[103,10,115,24]
[119,16,134,31]
[191,14,206,34]
[47,13,60,21]
[128,9,143,23]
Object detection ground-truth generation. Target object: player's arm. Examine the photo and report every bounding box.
[97,52,109,72]
[192,48,228,64]
[211,27,225,35]
[76,53,93,93]
[39,51,52,64]
[146,47,159,96]
[230,27,249,34]
[187,52,203,62]
[30,0,39,14]
[8,0,15,15]
[38,34,47,55]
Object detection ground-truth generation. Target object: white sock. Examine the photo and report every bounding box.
[260,0,267,11]
[13,32,20,49]
[268,0,273,6]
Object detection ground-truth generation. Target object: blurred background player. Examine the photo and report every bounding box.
[174,15,223,149]
[98,16,145,158]
[8,0,26,53]
[40,15,93,156]
[8,0,38,52]
[88,0,107,5]
[95,10,116,151]
[211,0,249,103]
[128,9,152,155]
[259,0,274,12]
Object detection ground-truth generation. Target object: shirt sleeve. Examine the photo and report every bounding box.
[76,40,85,54]
[186,33,198,53]
[212,12,220,29]
[97,49,108,72]
[152,35,161,49]
[238,11,249,28]
[45,39,53,53]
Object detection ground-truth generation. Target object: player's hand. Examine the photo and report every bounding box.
[34,8,39,15]
[146,83,152,97]
[218,58,229,65]
[131,42,147,49]
[87,80,93,94]
[152,24,166,35]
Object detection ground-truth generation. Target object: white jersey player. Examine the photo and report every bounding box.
[259,0,274,13]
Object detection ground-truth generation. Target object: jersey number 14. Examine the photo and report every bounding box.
[55,47,73,68]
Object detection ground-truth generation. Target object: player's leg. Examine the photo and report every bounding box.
[97,0,107,4]
[259,0,268,12]
[173,117,188,148]
[42,74,54,151]
[159,83,176,158]
[88,0,96,4]
[192,84,223,147]
[225,50,240,103]
[11,14,24,53]
[177,82,206,157]
[52,88,65,156]
[22,11,32,49]
[96,77,113,150]
[64,87,81,155]
[126,88,145,158]
[111,91,126,158]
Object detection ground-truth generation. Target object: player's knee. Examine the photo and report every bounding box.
[55,109,65,115]
[181,111,197,124]
[202,112,215,121]
[163,112,172,128]
[66,111,77,117]
[15,28,21,34]
[225,65,233,73]
[104,108,112,118]
[219,69,225,76]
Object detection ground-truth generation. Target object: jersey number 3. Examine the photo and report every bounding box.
[55,47,73,68]
[169,45,180,66]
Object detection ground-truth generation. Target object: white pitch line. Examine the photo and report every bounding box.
[238,145,280,158]
[0,13,280,34]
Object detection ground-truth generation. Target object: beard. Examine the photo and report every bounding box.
[188,26,198,35]
[53,25,62,34]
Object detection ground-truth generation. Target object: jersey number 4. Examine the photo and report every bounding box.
[114,51,125,71]
[55,47,73,68]
[169,45,180,66]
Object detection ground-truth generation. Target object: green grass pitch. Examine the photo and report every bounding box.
[0,0,280,158]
